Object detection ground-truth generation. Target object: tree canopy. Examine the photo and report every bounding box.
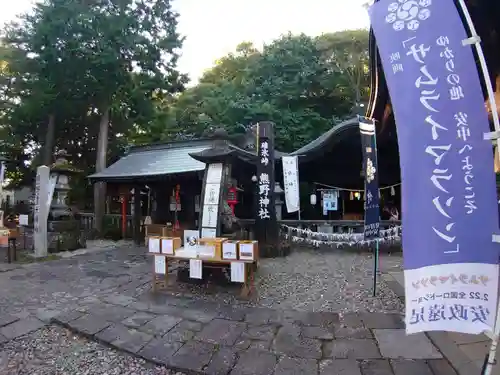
[130,29,370,152]
[0,0,187,189]
[0,0,369,199]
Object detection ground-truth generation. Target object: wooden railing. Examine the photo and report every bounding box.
[80,212,135,234]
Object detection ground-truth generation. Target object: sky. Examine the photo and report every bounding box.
[1,0,371,84]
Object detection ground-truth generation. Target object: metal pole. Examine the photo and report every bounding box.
[454,2,500,374]
[372,239,379,297]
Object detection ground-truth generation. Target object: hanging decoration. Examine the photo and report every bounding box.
[310,193,317,206]
[226,186,238,214]
[174,184,181,231]
[281,224,401,248]
[315,182,401,196]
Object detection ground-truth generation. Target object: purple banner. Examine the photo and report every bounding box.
[369,0,499,334]
[359,116,381,239]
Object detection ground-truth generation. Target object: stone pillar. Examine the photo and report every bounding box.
[34,166,50,257]
[133,186,142,245]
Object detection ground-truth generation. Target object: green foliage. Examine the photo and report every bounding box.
[131,30,370,152]
[0,0,186,188]
[0,0,369,194]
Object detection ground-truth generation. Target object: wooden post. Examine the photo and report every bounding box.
[133,185,141,245]
[121,195,127,239]
[254,122,279,256]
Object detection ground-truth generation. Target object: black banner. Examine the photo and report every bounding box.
[256,122,276,224]
[359,116,380,239]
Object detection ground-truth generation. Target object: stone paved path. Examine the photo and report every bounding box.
[0,247,458,374]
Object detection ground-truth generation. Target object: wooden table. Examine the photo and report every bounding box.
[149,252,257,298]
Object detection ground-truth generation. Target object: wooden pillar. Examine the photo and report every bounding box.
[254,121,279,256]
[133,185,141,245]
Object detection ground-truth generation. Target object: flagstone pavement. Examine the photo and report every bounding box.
[383,271,497,375]
[0,246,459,374]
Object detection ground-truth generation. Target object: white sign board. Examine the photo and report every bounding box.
[202,204,218,228]
[201,228,217,238]
[161,238,174,255]
[222,242,238,260]
[282,156,300,213]
[19,215,29,226]
[148,237,161,253]
[206,163,223,183]
[239,242,256,261]
[189,259,203,279]
[230,262,245,282]
[154,255,166,274]
[34,166,50,257]
[204,183,221,205]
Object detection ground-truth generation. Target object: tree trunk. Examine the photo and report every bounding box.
[93,107,110,235]
[42,114,55,166]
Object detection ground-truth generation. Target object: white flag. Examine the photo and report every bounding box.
[0,163,5,185]
[282,156,300,213]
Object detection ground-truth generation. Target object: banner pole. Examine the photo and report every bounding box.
[373,239,379,297]
[454,2,500,374]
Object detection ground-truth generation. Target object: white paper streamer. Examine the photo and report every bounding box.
[281,224,402,248]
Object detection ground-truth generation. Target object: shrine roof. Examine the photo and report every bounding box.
[290,117,360,161]
[88,139,212,181]
[189,142,286,164]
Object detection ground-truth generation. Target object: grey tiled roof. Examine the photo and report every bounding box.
[88,143,209,180]
[290,117,359,157]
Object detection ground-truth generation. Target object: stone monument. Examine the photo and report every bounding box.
[34,165,50,257]
[0,157,10,246]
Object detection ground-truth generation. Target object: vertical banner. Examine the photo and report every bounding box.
[199,163,223,237]
[369,0,499,334]
[282,156,300,213]
[255,122,277,242]
[359,116,381,239]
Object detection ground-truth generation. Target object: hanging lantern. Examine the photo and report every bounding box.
[350,192,354,200]
[390,186,396,196]
[227,186,239,214]
[310,193,317,206]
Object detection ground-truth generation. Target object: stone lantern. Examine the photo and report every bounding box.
[47,151,84,251]
[48,150,80,225]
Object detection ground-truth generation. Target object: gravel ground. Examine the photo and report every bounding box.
[256,250,404,313]
[158,249,404,314]
[0,325,185,375]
